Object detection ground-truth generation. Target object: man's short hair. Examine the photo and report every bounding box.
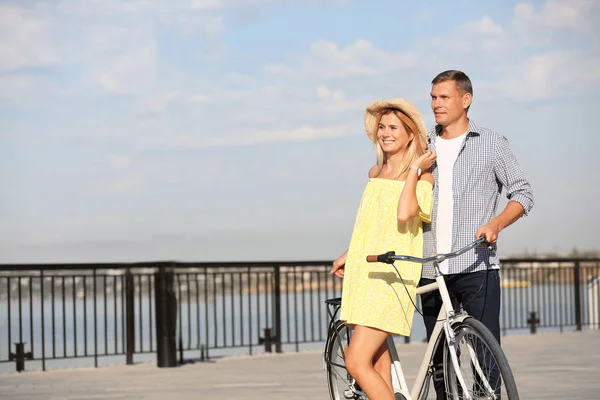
[431,70,473,96]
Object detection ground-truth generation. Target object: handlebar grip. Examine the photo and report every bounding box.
[366,251,396,264]
[476,235,494,250]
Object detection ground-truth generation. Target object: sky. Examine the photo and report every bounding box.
[0,0,599,264]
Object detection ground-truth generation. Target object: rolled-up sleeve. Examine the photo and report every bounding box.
[494,135,534,215]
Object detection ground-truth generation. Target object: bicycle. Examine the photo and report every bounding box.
[323,237,519,400]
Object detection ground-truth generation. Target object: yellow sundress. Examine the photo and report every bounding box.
[339,178,433,336]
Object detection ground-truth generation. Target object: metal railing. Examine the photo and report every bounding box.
[498,259,600,334]
[1,258,598,373]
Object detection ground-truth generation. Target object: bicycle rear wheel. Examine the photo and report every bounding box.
[443,318,519,399]
[325,320,366,400]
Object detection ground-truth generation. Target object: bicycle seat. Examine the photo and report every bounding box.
[325,297,342,306]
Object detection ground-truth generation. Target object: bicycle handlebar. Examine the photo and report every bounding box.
[366,237,491,265]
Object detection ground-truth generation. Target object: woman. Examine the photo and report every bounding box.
[330,98,436,400]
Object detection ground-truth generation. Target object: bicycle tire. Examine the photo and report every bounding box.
[443,318,519,399]
[325,320,366,400]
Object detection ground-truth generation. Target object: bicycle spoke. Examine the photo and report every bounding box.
[444,319,518,399]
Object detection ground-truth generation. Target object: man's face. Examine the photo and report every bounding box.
[430,80,470,126]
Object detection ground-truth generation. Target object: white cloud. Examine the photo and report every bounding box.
[410,2,599,103]
[459,16,504,36]
[514,0,595,29]
[422,15,513,63]
[190,0,224,11]
[0,5,61,71]
[187,93,212,103]
[201,15,226,36]
[137,91,182,115]
[301,39,416,78]
[513,0,599,45]
[316,85,345,101]
[109,155,134,168]
[321,99,366,114]
[265,63,289,75]
[176,14,225,36]
[87,44,158,94]
[90,175,145,196]
[0,74,36,99]
[144,123,356,149]
[488,49,600,102]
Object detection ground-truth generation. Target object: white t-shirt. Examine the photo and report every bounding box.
[435,132,467,274]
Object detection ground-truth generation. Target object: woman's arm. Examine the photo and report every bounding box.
[397,151,436,222]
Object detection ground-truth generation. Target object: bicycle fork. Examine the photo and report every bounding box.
[444,314,473,399]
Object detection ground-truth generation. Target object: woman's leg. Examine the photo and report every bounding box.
[373,343,393,394]
[345,325,395,400]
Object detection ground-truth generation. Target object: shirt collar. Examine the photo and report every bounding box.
[428,119,481,146]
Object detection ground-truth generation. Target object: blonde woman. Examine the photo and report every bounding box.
[330,99,436,400]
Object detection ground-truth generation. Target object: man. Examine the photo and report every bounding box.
[421,70,534,398]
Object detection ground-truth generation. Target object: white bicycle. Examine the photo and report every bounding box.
[324,238,519,399]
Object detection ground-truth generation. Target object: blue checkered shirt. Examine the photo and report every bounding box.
[421,120,534,278]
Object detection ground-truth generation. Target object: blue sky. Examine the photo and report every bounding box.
[1,0,598,263]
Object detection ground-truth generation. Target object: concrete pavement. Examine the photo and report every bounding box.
[0,330,598,400]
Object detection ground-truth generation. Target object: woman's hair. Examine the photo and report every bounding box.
[372,108,427,179]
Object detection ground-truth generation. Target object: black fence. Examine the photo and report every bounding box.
[1,258,599,373]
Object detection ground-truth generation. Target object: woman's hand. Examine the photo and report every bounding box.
[414,149,437,171]
[330,250,348,278]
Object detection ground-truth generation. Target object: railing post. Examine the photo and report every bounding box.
[274,266,282,353]
[125,269,135,365]
[155,266,177,367]
[527,311,539,334]
[574,261,582,331]
[263,328,272,352]
[9,342,32,372]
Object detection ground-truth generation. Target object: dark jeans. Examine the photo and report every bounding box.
[420,270,501,400]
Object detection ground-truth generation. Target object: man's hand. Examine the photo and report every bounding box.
[475,221,501,245]
[330,251,347,278]
[476,201,525,246]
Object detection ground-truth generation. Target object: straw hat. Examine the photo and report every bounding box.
[364,98,428,144]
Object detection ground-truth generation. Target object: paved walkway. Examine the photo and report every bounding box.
[1,331,598,399]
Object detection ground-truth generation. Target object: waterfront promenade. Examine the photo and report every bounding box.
[1,330,598,399]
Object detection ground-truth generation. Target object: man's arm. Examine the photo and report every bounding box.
[476,201,524,244]
[477,134,534,244]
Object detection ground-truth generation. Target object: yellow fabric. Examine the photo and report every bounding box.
[339,178,433,336]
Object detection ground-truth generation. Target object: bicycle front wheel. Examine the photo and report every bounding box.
[325,320,365,400]
[443,318,519,399]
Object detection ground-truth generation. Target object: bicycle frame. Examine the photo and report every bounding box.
[390,274,470,400]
